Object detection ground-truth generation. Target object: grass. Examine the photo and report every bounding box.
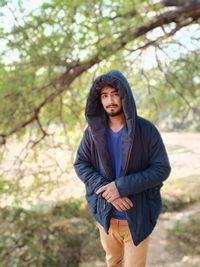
[161,175,200,212]
[168,213,200,256]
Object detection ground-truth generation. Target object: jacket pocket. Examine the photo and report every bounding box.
[147,186,162,225]
[97,195,106,219]
[86,186,98,214]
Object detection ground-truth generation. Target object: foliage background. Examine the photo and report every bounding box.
[0,0,200,266]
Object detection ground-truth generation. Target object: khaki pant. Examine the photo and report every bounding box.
[97,219,149,267]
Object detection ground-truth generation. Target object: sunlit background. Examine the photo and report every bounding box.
[0,0,200,266]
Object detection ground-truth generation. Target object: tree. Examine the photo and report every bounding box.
[0,0,200,143]
[0,0,199,203]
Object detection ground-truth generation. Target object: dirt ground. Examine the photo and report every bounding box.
[161,132,200,179]
[147,202,200,267]
[147,132,200,267]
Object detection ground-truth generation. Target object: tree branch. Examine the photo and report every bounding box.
[1,0,200,144]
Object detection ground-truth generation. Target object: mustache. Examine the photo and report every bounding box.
[106,104,118,108]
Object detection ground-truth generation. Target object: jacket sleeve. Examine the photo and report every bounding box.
[115,125,171,196]
[73,128,109,192]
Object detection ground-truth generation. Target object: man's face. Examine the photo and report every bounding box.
[100,86,123,117]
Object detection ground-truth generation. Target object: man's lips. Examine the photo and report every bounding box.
[106,105,118,109]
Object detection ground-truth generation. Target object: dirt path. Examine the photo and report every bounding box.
[162,132,200,179]
[147,132,200,267]
[147,202,200,267]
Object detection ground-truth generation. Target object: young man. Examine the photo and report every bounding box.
[74,70,171,267]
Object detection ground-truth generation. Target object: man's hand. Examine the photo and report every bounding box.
[96,181,120,202]
[111,197,133,211]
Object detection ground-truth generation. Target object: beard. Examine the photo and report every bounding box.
[105,106,123,117]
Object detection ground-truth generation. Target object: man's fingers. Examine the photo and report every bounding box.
[111,197,133,210]
[123,197,133,207]
[112,202,123,211]
[96,186,106,195]
[121,198,133,209]
[107,195,118,203]
[125,202,132,209]
[117,201,128,211]
[111,199,127,211]
[102,192,108,198]
[119,199,131,210]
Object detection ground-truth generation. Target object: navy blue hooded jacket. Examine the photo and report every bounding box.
[74,70,171,245]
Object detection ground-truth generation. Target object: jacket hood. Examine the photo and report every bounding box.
[85,70,137,136]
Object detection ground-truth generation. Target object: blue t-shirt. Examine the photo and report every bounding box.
[107,127,126,220]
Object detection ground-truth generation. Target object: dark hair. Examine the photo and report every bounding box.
[96,80,116,93]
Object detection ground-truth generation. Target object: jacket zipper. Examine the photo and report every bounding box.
[123,142,133,175]
[123,142,133,223]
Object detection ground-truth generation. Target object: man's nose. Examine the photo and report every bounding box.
[107,95,114,103]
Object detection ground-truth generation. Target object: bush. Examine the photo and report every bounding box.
[0,199,103,267]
